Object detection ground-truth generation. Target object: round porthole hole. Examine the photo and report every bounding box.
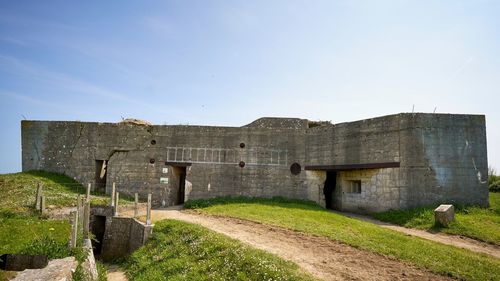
[290,163,301,175]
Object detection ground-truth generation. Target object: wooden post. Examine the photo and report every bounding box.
[35,183,43,210]
[114,192,119,216]
[40,195,46,215]
[111,182,116,207]
[78,196,84,231]
[134,193,139,218]
[86,183,91,201]
[76,194,81,210]
[69,211,78,248]
[83,200,90,239]
[146,194,152,225]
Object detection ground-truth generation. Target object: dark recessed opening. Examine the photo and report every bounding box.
[172,166,187,205]
[151,140,156,145]
[149,159,155,164]
[239,142,245,148]
[95,160,107,193]
[91,215,106,256]
[239,161,245,168]
[290,163,301,175]
[324,171,337,210]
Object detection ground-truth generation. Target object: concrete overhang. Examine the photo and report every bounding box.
[305,162,400,171]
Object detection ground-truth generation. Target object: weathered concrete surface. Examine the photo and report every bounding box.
[434,205,455,226]
[82,239,98,281]
[12,257,77,281]
[101,217,153,261]
[21,113,488,212]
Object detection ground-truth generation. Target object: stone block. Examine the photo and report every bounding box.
[0,254,48,271]
[12,257,76,281]
[434,204,455,226]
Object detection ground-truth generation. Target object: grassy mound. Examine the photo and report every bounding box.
[123,219,315,281]
[186,196,500,281]
[373,193,500,245]
[0,171,131,214]
[0,171,123,281]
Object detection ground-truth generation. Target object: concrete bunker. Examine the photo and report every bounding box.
[21,113,490,213]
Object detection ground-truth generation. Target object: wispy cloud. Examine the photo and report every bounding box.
[451,56,475,79]
[0,13,78,31]
[0,54,177,116]
[0,90,57,108]
[0,37,30,47]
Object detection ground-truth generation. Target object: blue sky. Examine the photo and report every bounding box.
[0,0,499,173]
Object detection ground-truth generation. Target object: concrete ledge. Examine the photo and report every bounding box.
[12,257,77,281]
[82,239,98,281]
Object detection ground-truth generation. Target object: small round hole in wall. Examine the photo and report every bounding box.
[239,142,245,148]
[239,161,246,168]
[151,140,156,145]
[149,158,155,164]
[290,163,301,175]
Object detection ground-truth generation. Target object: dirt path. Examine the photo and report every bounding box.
[338,211,500,259]
[106,264,128,281]
[141,209,449,281]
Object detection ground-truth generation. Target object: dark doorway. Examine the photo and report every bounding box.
[323,171,337,209]
[177,167,186,204]
[91,216,106,256]
[95,160,107,193]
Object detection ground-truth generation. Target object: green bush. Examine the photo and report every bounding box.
[489,167,500,192]
[489,176,500,192]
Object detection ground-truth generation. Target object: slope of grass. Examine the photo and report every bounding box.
[0,171,132,215]
[186,197,500,281]
[0,212,70,255]
[373,192,500,245]
[123,219,315,281]
[0,171,119,280]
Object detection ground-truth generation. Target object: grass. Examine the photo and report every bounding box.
[0,171,118,280]
[122,219,316,281]
[186,196,500,281]
[373,193,500,245]
[0,211,70,256]
[0,171,132,215]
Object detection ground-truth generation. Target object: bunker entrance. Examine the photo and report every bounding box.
[91,215,106,256]
[324,171,337,209]
[95,160,107,193]
[172,166,187,205]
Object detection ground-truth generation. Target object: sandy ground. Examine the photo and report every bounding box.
[106,264,128,281]
[129,208,450,281]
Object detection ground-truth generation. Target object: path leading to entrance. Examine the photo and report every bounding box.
[142,209,449,281]
[106,264,128,281]
[337,211,500,259]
